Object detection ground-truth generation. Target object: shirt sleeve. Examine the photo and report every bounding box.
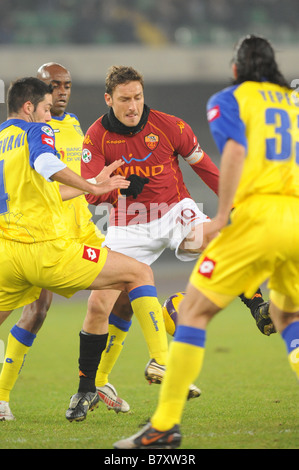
[186,149,219,195]
[27,123,57,166]
[207,86,247,154]
[34,152,67,181]
[26,123,66,180]
[169,116,198,158]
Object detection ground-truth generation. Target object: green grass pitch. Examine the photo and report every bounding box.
[0,293,298,449]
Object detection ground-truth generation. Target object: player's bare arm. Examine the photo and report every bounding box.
[206,139,246,242]
[56,160,130,200]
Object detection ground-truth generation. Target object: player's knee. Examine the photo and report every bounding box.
[87,296,104,315]
[87,291,112,319]
[136,262,154,285]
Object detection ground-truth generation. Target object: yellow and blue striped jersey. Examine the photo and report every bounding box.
[50,112,95,240]
[207,81,299,205]
[0,119,66,243]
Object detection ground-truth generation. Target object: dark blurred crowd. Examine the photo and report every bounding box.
[0,0,298,46]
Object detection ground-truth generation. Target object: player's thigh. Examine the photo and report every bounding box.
[25,239,108,298]
[88,249,154,291]
[178,282,221,329]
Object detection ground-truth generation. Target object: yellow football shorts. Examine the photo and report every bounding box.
[78,224,105,247]
[0,237,108,311]
[190,195,299,310]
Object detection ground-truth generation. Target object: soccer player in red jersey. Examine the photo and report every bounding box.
[79,66,273,412]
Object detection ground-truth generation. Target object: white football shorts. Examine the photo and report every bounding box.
[103,198,210,265]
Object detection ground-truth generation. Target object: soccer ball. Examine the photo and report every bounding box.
[162,292,186,336]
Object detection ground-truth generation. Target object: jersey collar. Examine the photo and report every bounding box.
[101,105,150,136]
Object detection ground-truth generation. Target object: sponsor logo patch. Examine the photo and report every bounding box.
[41,134,55,148]
[82,148,92,163]
[198,256,216,278]
[57,148,65,160]
[83,134,93,145]
[207,105,220,122]
[106,139,126,144]
[82,245,100,263]
[176,120,185,134]
[41,125,54,136]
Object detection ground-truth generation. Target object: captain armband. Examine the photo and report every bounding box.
[183,144,204,165]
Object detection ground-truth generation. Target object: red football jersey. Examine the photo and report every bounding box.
[81,109,218,225]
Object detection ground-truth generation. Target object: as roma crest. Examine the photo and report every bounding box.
[145,133,159,150]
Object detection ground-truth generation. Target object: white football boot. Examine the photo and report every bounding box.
[97,383,130,413]
[0,401,15,421]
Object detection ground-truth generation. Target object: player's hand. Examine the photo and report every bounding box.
[94,160,125,183]
[91,175,130,196]
[120,174,149,199]
[90,160,130,196]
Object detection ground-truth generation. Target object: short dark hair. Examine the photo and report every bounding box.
[105,66,144,95]
[232,34,289,88]
[7,77,52,115]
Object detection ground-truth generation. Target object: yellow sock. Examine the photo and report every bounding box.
[282,321,299,380]
[95,318,129,387]
[151,325,206,431]
[288,347,299,379]
[0,326,36,402]
[129,286,168,365]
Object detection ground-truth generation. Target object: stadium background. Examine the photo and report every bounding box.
[0,0,298,294]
